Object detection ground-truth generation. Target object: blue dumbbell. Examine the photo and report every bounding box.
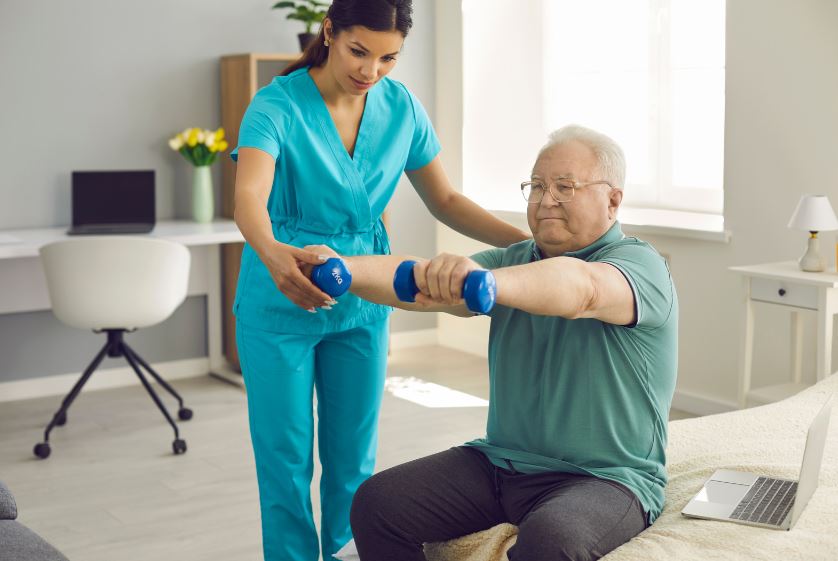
[312,257,352,298]
[393,260,496,315]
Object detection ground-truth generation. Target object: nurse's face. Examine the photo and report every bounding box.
[324,22,404,95]
[527,141,622,256]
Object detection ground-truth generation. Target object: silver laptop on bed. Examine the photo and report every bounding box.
[681,394,833,530]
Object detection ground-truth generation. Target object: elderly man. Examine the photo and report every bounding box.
[311,124,677,561]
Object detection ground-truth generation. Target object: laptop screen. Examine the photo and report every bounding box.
[71,170,155,226]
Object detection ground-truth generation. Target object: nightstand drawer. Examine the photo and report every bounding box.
[750,278,818,310]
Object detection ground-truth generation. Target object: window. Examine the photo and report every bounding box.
[462,0,726,217]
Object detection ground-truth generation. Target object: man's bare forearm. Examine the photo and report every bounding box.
[345,255,468,315]
[344,254,590,318]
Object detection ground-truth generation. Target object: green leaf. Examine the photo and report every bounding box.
[306,6,325,21]
[199,144,210,166]
[272,1,297,9]
[179,146,196,166]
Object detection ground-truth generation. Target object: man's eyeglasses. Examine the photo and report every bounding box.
[520,178,615,204]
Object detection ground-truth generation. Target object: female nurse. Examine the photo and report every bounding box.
[231,1,530,559]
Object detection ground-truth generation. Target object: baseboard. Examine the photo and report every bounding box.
[671,388,738,417]
[390,328,438,350]
[0,358,210,403]
[2,330,439,403]
[0,342,740,417]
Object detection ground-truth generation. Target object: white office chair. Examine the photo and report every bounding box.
[33,237,192,459]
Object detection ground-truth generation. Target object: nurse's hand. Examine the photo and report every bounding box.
[264,243,334,312]
[300,245,341,280]
[413,253,483,306]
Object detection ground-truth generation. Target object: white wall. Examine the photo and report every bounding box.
[435,0,838,413]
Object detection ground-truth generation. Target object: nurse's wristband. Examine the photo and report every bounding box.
[392,260,496,315]
[311,258,352,298]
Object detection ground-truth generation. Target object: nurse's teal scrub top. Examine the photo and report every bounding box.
[231,67,441,335]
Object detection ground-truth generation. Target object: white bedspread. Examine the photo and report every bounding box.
[425,374,838,561]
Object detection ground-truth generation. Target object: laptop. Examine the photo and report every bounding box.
[681,394,833,530]
[68,170,156,235]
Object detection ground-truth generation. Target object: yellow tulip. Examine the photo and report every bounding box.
[187,129,198,147]
[217,140,228,152]
[216,127,225,140]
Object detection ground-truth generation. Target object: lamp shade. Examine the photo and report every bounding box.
[787,195,838,231]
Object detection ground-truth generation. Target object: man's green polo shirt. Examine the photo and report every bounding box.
[466,222,678,522]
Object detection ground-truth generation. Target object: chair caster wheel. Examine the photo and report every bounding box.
[172,439,187,455]
[178,408,193,421]
[34,442,51,459]
[55,412,67,426]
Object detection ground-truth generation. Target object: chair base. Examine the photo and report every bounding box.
[33,329,192,459]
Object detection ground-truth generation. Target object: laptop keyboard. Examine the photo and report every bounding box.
[730,476,798,526]
[70,224,152,234]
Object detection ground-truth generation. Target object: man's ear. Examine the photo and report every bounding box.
[608,188,623,218]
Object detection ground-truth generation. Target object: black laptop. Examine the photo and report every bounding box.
[68,170,156,235]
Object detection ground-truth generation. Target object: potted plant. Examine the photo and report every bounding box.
[272,0,330,52]
[168,127,228,223]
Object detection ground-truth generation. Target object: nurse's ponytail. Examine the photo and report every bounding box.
[281,0,413,76]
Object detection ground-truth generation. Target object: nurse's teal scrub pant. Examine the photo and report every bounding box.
[236,317,389,561]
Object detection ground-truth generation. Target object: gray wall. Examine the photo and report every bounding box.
[0,0,436,382]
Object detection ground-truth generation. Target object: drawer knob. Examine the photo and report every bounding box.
[778,288,786,296]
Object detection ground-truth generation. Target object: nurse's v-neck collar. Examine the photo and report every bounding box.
[298,66,375,165]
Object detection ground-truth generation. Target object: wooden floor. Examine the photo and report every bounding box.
[0,345,693,560]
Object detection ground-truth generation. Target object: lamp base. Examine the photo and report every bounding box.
[799,235,825,272]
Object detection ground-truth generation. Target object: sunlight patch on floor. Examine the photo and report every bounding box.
[384,376,489,408]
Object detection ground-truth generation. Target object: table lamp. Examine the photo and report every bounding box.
[787,194,838,272]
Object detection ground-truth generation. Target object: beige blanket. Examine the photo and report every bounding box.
[425,374,838,561]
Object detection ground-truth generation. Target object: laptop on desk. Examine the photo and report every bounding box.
[681,394,833,530]
[68,170,155,235]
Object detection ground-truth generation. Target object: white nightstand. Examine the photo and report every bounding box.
[729,261,838,408]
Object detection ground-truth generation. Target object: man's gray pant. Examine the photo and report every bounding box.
[350,446,648,561]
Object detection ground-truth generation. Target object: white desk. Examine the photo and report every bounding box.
[0,220,244,384]
[729,261,838,408]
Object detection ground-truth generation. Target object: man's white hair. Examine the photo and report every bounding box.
[539,124,626,189]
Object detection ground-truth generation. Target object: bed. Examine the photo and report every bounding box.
[424,373,838,561]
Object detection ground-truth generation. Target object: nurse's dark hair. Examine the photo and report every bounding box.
[281,0,413,76]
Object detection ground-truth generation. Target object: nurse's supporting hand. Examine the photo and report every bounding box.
[300,245,344,297]
[264,243,334,312]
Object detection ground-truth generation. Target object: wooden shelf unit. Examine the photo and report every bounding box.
[220,53,297,371]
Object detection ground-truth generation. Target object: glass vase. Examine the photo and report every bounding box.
[191,165,214,223]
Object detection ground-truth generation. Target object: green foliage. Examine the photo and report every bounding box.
[272,0,329,34]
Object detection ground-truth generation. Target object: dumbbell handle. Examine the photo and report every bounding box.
[393,260,496,315]
[311,257,352,298]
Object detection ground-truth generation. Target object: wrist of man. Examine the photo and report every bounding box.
[490,267,512,308]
